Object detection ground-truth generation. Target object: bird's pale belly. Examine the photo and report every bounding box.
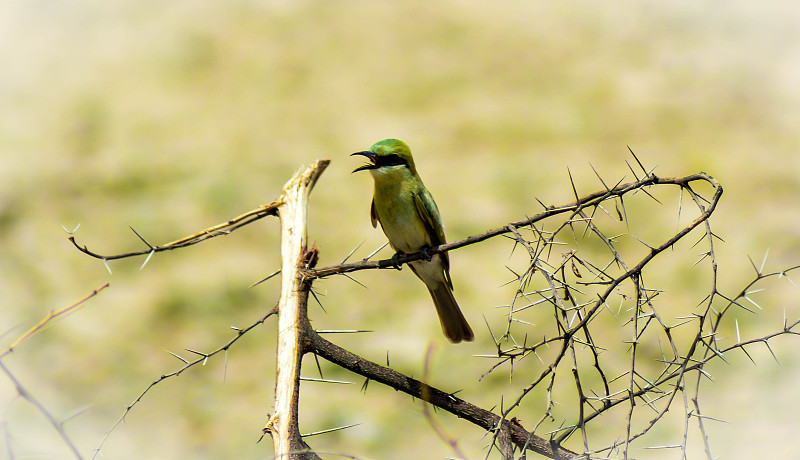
[378,206,431,254]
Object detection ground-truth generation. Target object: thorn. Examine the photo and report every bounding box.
[103,259,112,275]
[625,159,641,181]
[250,269,281,288]
[165,350,189,364]
[567,168,580,203]
[637,186,662,205]
[341,273,368,289]
[691,252,710,268]
[710,231,726,243]
[627,146,647,176]
[222,349,229,383]
[690,232,707,250]
[314,353,325,379]
[744,295,763,311]
[747,256,761,276]
[62,223,81,234]
[341,240,365,264]
[588,163,610,191]
[129,226,154,250]
[508,238,519,258]
[484,315,498,348]
[315,329,373,334]
[185,348,209,365]
[630,234,655,251]
[309,289,326,313]
[140,249,155,270]
[365,242,389,261]
[301,423,361,438]
[740,346,756,365]
[299,377,352,384]
[62,405,91,424]
[676,187,684,233]
[764,341,779,365]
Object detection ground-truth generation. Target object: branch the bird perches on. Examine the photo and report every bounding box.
[68,155,799,460]
[264,159,579,459]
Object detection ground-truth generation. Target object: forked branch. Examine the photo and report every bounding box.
[69,156,800,460]
[306,173,721,280]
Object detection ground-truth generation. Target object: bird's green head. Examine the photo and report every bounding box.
[351,138,417,175]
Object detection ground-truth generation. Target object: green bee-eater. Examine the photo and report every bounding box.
[351,139,474,343]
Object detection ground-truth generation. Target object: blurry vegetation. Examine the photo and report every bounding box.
[1,1,799,459]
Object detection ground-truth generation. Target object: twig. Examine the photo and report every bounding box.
[92,307,278,459]
[307,329,581,460]
[307,174,721,280]
[0,361,84,459]
[2,283,110,359]
[69,203,280,261]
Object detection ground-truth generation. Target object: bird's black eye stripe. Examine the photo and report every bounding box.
[376,154,408,167]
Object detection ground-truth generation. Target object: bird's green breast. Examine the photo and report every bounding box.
[370,167,432,254]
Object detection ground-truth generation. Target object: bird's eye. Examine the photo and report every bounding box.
[379,154,407,167]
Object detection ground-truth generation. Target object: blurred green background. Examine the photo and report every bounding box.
[1,1,799,459]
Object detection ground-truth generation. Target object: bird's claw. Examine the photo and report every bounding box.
[419,247,433,261]
[390,253,403,270]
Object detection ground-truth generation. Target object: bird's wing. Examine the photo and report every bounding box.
[413,188,452,288]
[370,199,379,228]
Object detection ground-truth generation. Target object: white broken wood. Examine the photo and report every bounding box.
[268,159,329,458]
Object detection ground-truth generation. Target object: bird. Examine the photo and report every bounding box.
[351,139,474,343]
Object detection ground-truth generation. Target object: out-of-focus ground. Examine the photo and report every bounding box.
[1,1,799,459]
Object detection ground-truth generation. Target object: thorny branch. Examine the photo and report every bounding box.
[67,202,280,262]
[1,283,110,359]
[92,307,279,459]
[1,284,110,460]
[462,163,799,460]
[0,361,85,460]
[68,155,800,459]
[306,173,719,280]
[306,324,581,460]
[66,174,717,280]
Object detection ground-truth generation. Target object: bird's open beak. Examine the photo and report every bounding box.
[351,151,377,173]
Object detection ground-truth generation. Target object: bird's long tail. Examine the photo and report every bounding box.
[429,283,474,343]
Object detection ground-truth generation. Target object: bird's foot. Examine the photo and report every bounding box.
[419,246,433,262]
[390,253,403,270]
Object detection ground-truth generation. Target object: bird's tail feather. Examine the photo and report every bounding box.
[429,283,474,343]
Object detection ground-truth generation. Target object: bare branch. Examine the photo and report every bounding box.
[0,361,84,459]
[307,173,721,280]
[306,329,581,460]
[68,202,281,261]
[2,283,109,359]
[92,307,278,459]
